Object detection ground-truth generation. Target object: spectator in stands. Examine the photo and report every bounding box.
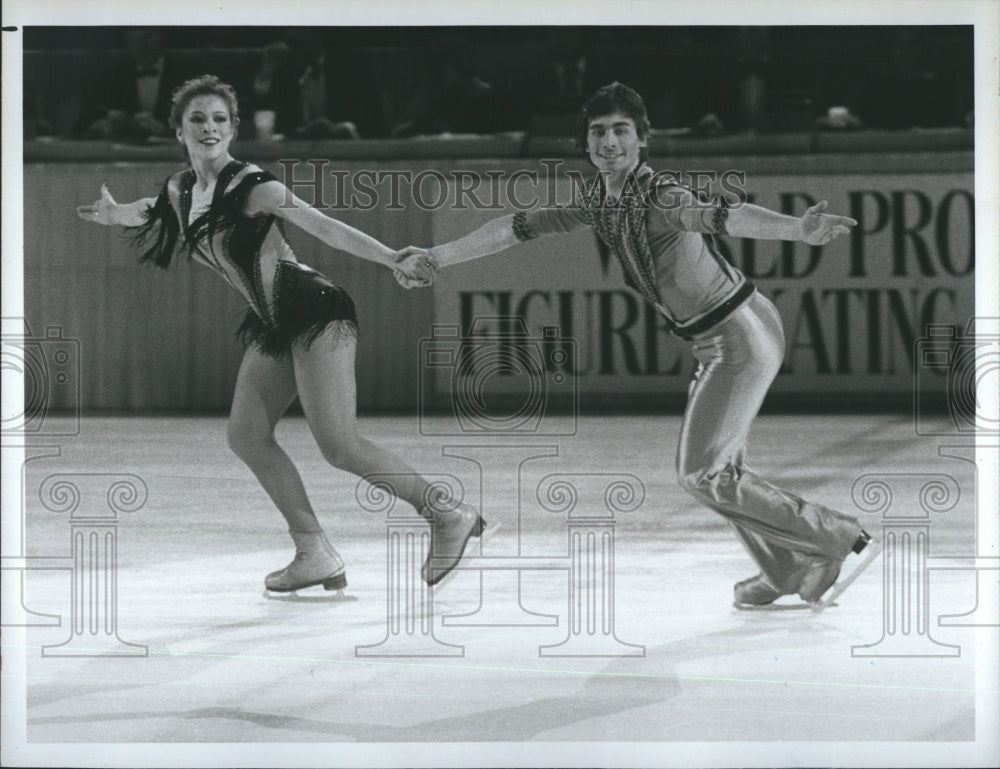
[550,30,588,99]
[885,27,943,129]
[286,29,360,140]
[654,29,729,135]
[815,105,864,131]
[735,27,770,135]
[84,28,184,142]
[247,40,303,140]
[24,52,85,139]
[390,52,500,137]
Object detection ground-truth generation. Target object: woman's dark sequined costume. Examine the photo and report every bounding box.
[127,159,357,357]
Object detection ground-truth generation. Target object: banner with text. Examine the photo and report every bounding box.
[427,165,974,409]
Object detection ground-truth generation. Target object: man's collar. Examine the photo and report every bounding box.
[595,162,653,203]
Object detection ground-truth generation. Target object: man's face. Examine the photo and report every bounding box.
[586,112,646,174]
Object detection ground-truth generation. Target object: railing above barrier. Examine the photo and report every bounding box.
[22,131,974,168]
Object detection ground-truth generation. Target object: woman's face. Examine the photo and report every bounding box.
[176,94,235,160]
[586,111,646,175]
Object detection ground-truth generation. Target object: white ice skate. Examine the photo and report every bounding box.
[426,514,501,593]
[263,530,352,602]
[421,502,495,587]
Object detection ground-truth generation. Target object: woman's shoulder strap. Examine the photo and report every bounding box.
[164,168,195,204]
[235,163,279,186]
[222,165,281,215]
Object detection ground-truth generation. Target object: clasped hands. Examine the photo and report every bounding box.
[393,245,438,289]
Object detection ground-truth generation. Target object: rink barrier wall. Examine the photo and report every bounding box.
[20,146,975,413]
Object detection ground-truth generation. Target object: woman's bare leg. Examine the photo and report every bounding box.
[290,327,433,511]
[227,346,322,533]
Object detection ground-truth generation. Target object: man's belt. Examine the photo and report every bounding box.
[659,280,757,341]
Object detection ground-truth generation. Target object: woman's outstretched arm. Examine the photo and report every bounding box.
[247,179,436,283]
[247,181,394,263]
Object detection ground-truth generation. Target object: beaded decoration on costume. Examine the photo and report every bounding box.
[584,166,733,316]
[586,167,668,311]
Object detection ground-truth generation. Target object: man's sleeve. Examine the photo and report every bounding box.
[651,183,727,235]
[512,205,592,242]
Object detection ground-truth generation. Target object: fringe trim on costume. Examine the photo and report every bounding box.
[184,170,276,256]
[236,267,358,358]
[125,182,180,269]
[236,312,358,359]
[127,167,282,272]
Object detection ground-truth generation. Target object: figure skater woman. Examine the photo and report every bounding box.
[77,75,484,594]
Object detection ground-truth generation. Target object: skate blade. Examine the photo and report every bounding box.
[734,600,829,612]
[477,518,502,541]
[263,587,357,603]
[810,540,883,614]
[430,519,501,593]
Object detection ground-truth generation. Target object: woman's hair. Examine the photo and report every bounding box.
[575,82,651,164]
[168,74,241,132]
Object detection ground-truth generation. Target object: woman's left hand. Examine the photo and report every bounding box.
[799,200,857,245]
